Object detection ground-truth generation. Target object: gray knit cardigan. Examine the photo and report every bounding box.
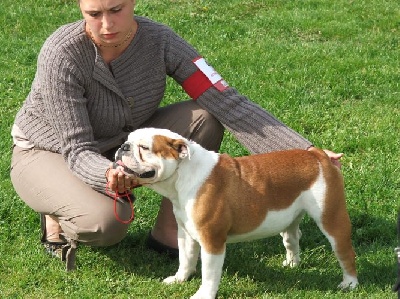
[13,16,312,193]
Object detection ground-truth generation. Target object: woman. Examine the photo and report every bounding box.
[10,0,342,270]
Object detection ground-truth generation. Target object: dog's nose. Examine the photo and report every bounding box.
[121,143,131,151]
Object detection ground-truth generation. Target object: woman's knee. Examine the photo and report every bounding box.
[191,108,225,151]
[59,202,131,247]
[11,146,131,247]
[142,100,225,152]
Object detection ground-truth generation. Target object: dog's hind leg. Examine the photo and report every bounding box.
[281,212,304,267]
[308,187,358,289]
[319,210,358,289]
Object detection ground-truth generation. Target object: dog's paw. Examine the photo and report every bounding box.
[163,273,190,284]
[190,290,214,299]
[282,258,300,268]
[189,293,202,299]
[338,276,358,290]
[163,275,181,284]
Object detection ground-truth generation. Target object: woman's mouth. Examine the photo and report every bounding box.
[102,33,118,40]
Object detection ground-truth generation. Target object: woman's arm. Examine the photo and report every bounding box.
[164,29,313,153]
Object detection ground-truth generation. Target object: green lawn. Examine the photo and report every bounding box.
[0,0,399,298]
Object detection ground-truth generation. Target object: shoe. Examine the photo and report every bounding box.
[145,231,179,259]
[40,213,77,271]
[40,213,70,260]
[42,240,71,261]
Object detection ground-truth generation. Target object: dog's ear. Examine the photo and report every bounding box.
[174,140,190,159]
[153,135,190,160]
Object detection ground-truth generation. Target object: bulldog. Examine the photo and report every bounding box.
[116,128,358,299]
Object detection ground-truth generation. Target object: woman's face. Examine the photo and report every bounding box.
[79,0,136,47]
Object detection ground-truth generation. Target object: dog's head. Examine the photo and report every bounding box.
[115,128,190,184]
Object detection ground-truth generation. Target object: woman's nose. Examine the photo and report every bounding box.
[102,14,114,30]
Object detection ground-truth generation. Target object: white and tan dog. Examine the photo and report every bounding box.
[117,128,358,299]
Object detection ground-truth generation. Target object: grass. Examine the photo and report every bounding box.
[0,0,399,298]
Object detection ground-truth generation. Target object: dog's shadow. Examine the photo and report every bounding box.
[93,211,397,296]
[221,211,397,294]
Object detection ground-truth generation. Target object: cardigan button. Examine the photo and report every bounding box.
[126,97,134,108]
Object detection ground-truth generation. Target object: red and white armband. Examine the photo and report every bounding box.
[182,57,229,100]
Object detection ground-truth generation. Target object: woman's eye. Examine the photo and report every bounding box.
[88,12,100,17]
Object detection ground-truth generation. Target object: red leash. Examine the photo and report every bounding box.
[106,182,135,224]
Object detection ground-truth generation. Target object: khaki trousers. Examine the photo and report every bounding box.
[10,101,224,246]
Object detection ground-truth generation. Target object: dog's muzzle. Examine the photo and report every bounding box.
[114,143,156,178]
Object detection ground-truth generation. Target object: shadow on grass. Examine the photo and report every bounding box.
[92,210,397,296]
[91,231,179,278]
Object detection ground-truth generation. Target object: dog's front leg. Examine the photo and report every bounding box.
[190,247,226,299]
[163,226,200,284]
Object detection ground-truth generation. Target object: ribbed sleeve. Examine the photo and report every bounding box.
[197,88,312,153]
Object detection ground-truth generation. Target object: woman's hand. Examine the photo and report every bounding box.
[106,163,139,193]
[322,149,344,169]
[308,147,344,169]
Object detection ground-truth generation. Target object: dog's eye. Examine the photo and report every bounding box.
[139,145,149,151]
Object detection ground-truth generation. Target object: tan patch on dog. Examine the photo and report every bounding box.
[152,135,186,159]
[193,149,323,254]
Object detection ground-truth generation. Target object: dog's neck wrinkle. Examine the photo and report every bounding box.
[146,142,218,205]
[152,155,189,201]
[150,171,180,200]
[153,147,197,204]
[147,153,188,200]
